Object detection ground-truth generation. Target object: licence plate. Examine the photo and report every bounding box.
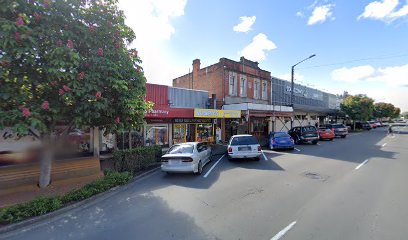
[169,160,181,165]
[238,146,251,151]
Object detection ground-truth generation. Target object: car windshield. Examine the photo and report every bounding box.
[273,132,289,138]
[167,144,194,154]
[230,136,259,145]
[302,126,316,132]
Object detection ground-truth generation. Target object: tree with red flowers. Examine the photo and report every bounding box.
[0,0,150,187]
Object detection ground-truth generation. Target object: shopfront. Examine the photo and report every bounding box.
[173,118,214,144]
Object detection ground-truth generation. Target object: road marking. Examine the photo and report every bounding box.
[355,159,369,170]
[270,221,297,240]
[263,150,290,155]
[317,143,321,145]
[382,143,387,147]
[294,148,301,152]
[262,151,268,161]
[203,155,224,178]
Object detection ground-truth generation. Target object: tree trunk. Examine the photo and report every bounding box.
[39,135,53,188]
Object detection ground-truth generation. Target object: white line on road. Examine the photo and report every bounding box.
[355,159,369,170]
[294,148,301,152]
[203,155,224,178]
[270,221,297,240]
[263,150,290,155]
[317,143,321,145]
[382,143,387,147]
[262,151,268,161]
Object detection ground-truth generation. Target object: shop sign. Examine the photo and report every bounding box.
[174,118,213,124]
[194,109,241,118]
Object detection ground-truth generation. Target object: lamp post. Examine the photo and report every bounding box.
[290,54,316,128]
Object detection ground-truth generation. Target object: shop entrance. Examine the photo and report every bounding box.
[186,124,196,142]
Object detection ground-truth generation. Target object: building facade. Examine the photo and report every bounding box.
[173,57,293,145]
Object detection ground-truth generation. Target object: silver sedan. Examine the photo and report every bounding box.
[161,142,212,175]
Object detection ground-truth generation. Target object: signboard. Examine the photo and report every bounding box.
[194,109,241,118]
[145,106,194,119]
[173,118,213,124]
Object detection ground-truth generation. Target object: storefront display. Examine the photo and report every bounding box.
[173,118,214,143]
[145,124,169,147]
[173,124,187,144]
[196,124,214,142]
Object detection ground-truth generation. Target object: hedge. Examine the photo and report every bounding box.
[112,145,162,175]
[0,170,132,225]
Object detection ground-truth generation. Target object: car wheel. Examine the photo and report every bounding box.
[195,161,202,175]
[329,138,334,141]
[295,137,301,144]
[312,140,318,145]
[254,156,260,161]
[290,147,295,150]
[341,135,346,138]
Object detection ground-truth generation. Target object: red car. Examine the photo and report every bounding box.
[318,127,335,141]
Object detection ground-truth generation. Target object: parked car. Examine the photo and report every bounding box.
[161,142,211,175]
[355,121,372,130]
[227,135,262,160]
[374,121,382,127]
[322,123,348,138]
[368,121,377,129]
[268,132,295,150]
[288,126,319,145]
[318,127,335,141]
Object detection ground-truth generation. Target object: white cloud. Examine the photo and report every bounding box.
[118,0,187,85]
[366,63,408,86]
[331,64,408,87]
[239,33,277,62]
[233,16,256,33]
[296,11,304,18]
[358,0,408,22]
[307,4,335,25]
[331,65,376,82]
[277,73,305,81]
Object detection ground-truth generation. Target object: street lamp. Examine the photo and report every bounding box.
[290,54,316,128]
[290,54,316,107]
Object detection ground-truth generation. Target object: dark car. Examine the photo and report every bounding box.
[355,121,372,130]
[288,126,319,145]
[322,123,348,138]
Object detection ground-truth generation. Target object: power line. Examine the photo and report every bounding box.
[297,52,408,69]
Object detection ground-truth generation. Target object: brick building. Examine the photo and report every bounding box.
[173,57,293,145]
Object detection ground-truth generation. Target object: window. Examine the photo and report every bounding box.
[240,75,247,97]
[145,124,168,146]
[167,144,194,154]
[254,79,260,99]
[262,80,267,100]
[230,136,259,146]
[229,72,237,96]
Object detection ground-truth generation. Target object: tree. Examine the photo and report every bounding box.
[401,112,408,119]
[341,94,374,129]
[373,102,397,119]
[0,0,150,187]
[392,107,401,119]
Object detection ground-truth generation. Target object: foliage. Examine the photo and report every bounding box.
[0,170,131,224]
[61,169,131,203]
[0,0,150,136]
[113,145,162,174]
[373,102,400,119]
[0,197,62,224]
[341,94,374,122]
[401,112,408,118]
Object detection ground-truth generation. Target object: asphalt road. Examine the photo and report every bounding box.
[1,127,408,240]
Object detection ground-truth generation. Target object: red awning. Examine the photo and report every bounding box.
[145,106,194,119]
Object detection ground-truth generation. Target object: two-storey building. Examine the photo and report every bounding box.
[173,57,293,145]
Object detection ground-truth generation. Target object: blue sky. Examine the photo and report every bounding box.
[119,0,408,112]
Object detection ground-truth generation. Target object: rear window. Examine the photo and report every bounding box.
[273,132,289,138]
[167,144,194,154]
[230,136,259,146]
[302,126,316,132]
[331,124,345,128]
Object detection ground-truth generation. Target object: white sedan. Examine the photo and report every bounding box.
[227,134,262,160]
[161,142,212,175]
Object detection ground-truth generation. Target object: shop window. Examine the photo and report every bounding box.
[196,124,214,143]
[173,124,187,144]
[251,119,265,133]
[145,125,168,146]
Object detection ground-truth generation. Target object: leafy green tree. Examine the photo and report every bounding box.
[0,0,150,187]
[401,112,408,119]
[341,94,374,129]
[373,102,397,119]
[392,107,401,119]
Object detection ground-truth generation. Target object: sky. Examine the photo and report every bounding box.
[118,0,408,112]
